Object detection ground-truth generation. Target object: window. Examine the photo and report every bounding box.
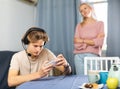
[80,0,108,51]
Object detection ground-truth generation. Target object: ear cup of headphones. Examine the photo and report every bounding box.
[21,29,31,45]
[21,35,29,45]
[21,27,47,45]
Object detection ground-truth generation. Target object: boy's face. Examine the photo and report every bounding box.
[27,39,45,57]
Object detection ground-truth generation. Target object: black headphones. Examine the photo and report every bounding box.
[21,27,47,45]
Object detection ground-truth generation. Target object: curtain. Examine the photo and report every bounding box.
[36,0,81,74]
[106,0,120,57]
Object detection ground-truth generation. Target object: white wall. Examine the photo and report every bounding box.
[0,0,36,51]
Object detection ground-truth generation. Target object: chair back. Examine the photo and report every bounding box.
[84,57,120,75]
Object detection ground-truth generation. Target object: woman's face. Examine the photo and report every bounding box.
[79,4,92,18]
[27,39,45,57]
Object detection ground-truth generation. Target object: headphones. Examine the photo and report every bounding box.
[21,27,47,45]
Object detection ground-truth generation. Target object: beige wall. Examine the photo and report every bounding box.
[0,0,36,51]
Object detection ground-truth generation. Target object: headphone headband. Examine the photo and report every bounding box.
[21,27,47,45]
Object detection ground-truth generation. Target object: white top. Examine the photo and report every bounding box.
[9,48,56,76]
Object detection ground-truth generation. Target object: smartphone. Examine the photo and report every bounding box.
[47,60,57,66]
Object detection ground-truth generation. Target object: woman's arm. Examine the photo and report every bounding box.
[83,22,105,47]
[83,33,105,46]
[74,38,83,43]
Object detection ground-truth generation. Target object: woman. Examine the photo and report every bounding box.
[73,3,105,75]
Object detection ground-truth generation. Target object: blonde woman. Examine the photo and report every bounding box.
[73,3,105,75]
